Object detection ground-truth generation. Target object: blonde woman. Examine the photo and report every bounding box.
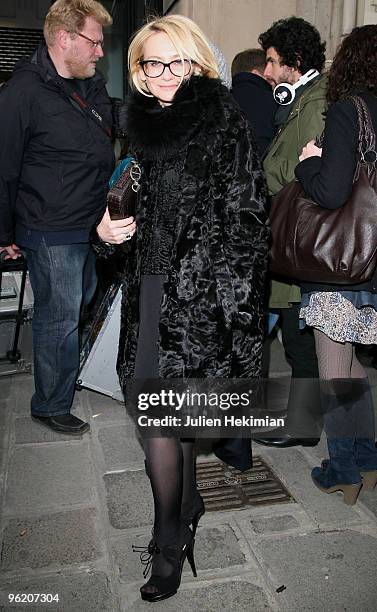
[96,15,268,602]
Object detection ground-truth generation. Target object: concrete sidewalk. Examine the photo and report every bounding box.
[0,339,377,611]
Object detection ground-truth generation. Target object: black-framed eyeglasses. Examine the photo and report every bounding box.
[75,31,104,49]
[140,59,192,78]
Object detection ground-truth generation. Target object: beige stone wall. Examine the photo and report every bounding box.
[165,0,297,66]
[194,0,300,67]
[357,0,377,25]
[162,0,359,66]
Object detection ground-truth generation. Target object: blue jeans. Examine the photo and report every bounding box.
[24,240,97,417]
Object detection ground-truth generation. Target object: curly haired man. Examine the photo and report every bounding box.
[256,17,327,447]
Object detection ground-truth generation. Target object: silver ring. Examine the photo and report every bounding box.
[122,232,132,242]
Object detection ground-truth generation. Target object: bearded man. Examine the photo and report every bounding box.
[0,0,123,434]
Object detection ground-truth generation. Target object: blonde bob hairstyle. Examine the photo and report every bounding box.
[128,15,220,95]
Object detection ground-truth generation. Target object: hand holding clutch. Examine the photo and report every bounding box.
[96,207,136,245]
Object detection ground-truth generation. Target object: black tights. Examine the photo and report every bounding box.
[142,437,196,587]
[143,437,196,544]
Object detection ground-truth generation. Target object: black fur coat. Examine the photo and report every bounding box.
[97,76,269,387]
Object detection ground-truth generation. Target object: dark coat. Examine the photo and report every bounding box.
[0,43,114,246]
[295,90,377,293]
[231,72,277,156]
[96,76,269,387]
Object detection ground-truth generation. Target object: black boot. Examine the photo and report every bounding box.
[254,378,321,447]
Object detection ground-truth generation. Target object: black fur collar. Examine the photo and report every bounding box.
[126,76,226,160]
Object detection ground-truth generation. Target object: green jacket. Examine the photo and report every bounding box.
[264,74,328,308]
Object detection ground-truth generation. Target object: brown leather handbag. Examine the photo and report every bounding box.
[269,96,377,284]
[107,156,141,221]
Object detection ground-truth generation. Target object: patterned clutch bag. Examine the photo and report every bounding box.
[107,156,141,220]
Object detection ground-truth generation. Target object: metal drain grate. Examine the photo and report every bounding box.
[196,456,294,511]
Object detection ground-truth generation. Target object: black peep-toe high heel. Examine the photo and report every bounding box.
[133,525,196,602]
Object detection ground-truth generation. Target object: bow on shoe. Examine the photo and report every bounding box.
[132,542,160,578]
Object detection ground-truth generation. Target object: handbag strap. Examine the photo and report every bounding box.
[348,95,377,179]
[112,157,141,193]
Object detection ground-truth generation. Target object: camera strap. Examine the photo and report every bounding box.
[51,75,112,138]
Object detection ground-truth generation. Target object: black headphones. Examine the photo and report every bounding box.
[273,69,319,105]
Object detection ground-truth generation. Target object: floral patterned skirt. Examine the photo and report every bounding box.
[299,291,377,344]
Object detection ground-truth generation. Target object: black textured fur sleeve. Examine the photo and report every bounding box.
[213,105,270,376]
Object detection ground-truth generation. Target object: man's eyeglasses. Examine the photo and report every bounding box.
[75,31,104,49]
[140,59,192,78]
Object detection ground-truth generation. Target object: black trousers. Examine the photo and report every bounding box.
[280,304,319,378]
[280,304,322,437]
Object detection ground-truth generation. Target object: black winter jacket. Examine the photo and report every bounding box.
[231,72,277,156]
[295,90,377,293]
[0,44,114,246]
[95,76,269,386]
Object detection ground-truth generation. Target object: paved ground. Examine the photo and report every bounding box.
[0,339,377,612]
